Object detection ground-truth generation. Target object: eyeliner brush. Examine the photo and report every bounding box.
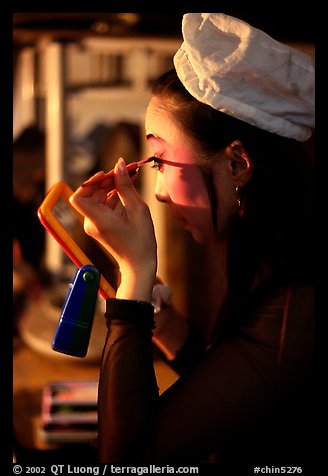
[81,156,156,188]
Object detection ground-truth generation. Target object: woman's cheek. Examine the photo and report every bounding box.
[165,165,208,208]
[165,166,216,240]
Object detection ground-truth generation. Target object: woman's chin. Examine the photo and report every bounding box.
[189,227,212,245]
[178,218,217,245]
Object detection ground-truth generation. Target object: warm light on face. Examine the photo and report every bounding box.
[145,98,217,244]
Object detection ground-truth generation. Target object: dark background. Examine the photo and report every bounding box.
[12,11,315,44]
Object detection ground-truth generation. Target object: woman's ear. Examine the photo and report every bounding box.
[226,140,253,185]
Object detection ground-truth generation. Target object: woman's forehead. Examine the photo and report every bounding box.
[145,97,192,148]
[145,98,172,134]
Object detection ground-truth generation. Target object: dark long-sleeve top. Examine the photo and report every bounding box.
[97,278,315,467]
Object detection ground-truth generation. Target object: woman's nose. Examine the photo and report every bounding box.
[155,172,170,203]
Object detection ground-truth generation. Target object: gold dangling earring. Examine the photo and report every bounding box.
[235,185,241,208]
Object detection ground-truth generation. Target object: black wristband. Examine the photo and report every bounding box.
[105,298,155,329]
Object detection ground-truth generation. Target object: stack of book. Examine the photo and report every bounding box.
[39,380,98,443]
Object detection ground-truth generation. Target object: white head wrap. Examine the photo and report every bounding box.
[174,13,315,141]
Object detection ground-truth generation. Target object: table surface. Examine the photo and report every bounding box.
[13,334,179,452]
[13,286,179,453]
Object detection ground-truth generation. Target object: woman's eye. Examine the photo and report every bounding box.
[151,158,163,171]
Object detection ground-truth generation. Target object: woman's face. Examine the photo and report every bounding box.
[145,97,221,244]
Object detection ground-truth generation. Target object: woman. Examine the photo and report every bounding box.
[70,13,315,468]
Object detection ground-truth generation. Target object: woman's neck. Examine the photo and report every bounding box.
[201,240,229,341]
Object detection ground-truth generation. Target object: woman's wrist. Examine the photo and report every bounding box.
[116,265,156,303]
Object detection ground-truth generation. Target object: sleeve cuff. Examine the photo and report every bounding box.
[105,298,155,329]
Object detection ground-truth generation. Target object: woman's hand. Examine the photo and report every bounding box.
[69,158,157,302]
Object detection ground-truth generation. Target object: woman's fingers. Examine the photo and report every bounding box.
[69,157,157,289]
[106,190,120,210]
[82,170,115,189]
[97,188,109,205]
[70,157,147,231]
[114,158,140,211]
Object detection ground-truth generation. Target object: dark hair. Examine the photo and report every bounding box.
[152,69,314,300]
